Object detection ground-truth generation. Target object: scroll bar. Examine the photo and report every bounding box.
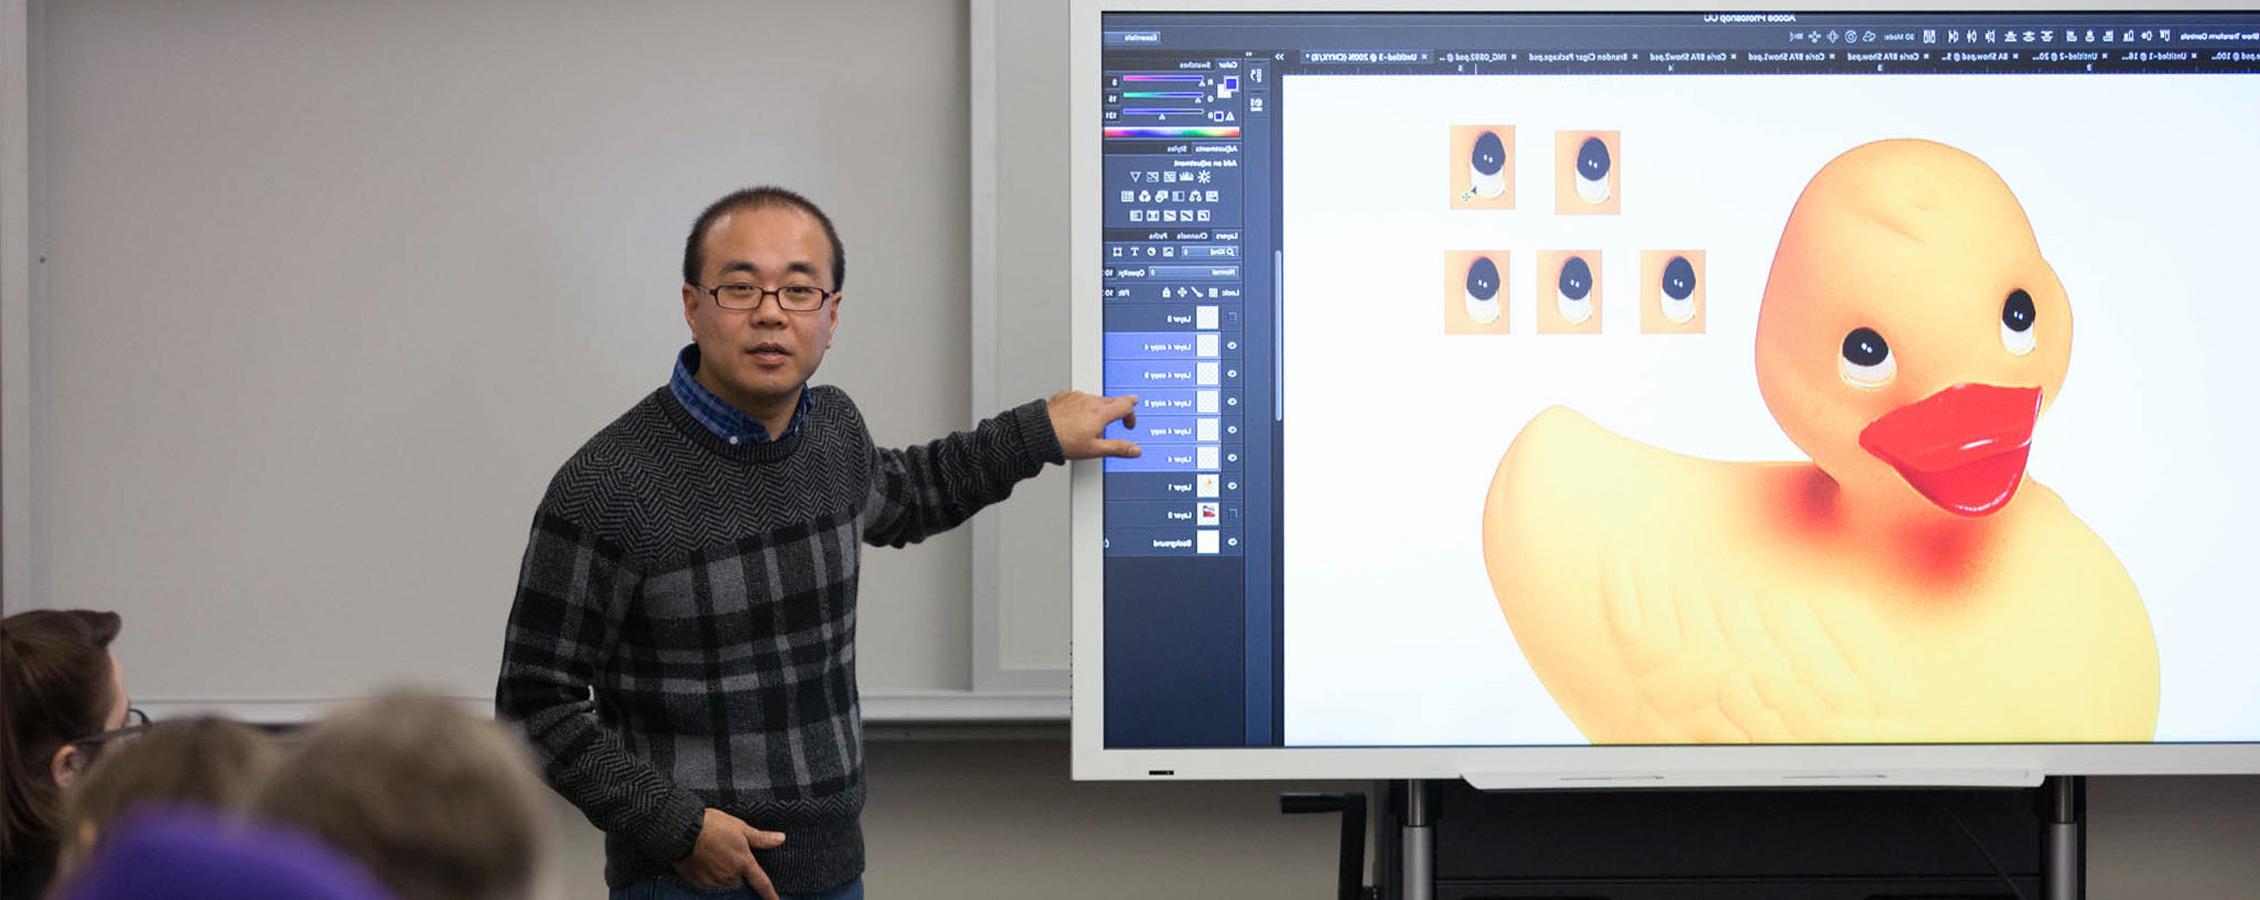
[1274,250,1284,420]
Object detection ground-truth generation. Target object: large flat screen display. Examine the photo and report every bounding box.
[1070,2,2260,782]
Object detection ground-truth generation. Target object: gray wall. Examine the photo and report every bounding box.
[2087,776,2260,897]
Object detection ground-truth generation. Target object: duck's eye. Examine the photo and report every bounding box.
[1464,255,1503,324]
[1659,255,1697,324]
[1577,137,1610,181]
[2000,288,2036,356]
[1840,327,1895,387]
[1574,137,1612,204]
[1557,256,1595,324]
[1467,256,1500,300]
[1472,131,1506,175]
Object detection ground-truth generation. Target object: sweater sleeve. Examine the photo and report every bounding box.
[495,512,706,865]
[861,398,1066,549]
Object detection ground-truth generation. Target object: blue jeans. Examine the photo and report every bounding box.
[610,875,863,900]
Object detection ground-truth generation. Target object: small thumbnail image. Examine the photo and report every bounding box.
[1536,250,1602,334]
[1641,250,1706,334]
[1554,130,1622,215]
[1449,125,1516,209]
[1444,250,1511,334]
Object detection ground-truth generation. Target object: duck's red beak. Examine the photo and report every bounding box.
[1857,383,2043,517]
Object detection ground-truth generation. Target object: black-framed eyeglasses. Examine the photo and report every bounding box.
[693,282,835,312]
[72,707,152,748]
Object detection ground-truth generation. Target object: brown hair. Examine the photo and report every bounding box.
[57,716,279,873]
[249,688,549,900]
[2,609,123,860]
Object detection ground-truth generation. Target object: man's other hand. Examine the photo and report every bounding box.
[1048,391,1142,460]
[675,808,788,900]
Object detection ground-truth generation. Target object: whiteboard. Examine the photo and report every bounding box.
[4,0,1068,721]
[973,0,1076,693]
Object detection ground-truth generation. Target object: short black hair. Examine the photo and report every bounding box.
[680,186,846,291]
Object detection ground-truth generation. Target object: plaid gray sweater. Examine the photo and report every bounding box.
[498,385,1062,892]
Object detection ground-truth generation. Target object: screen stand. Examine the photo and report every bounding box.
[2042,775,2086,900]
[1402,779,1434,900]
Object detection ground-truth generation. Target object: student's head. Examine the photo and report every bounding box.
[2,609,130,860]
[57,716,278,874]
[679,187,845,414]
[249,689,549,900]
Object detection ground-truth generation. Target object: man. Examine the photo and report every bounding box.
[496,187,1136,900]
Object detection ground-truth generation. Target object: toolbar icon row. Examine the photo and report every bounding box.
[1806,27,2169,46]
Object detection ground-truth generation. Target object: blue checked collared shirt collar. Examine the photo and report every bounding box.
[669,344,812,446]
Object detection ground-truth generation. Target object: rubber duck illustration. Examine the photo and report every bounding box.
[1480,139,2158,744]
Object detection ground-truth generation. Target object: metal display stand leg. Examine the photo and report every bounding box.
[2042,776,2086,900]
[1402,780,1433,900]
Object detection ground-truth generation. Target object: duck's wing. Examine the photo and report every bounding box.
[1483,406,1919,744]
[1583,551,1920,743]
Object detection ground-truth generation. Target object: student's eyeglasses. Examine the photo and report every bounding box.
[693,283,834,312]
[72,707,153,748]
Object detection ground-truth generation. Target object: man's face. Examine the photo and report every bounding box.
[681,205,841,413]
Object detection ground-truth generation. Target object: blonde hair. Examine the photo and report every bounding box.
[56,716,278,874]
[248,688,549,900]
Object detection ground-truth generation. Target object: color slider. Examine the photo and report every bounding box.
[1105,126,1242,138]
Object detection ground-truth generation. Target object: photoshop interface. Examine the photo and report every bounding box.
[1097,11,2260,751]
